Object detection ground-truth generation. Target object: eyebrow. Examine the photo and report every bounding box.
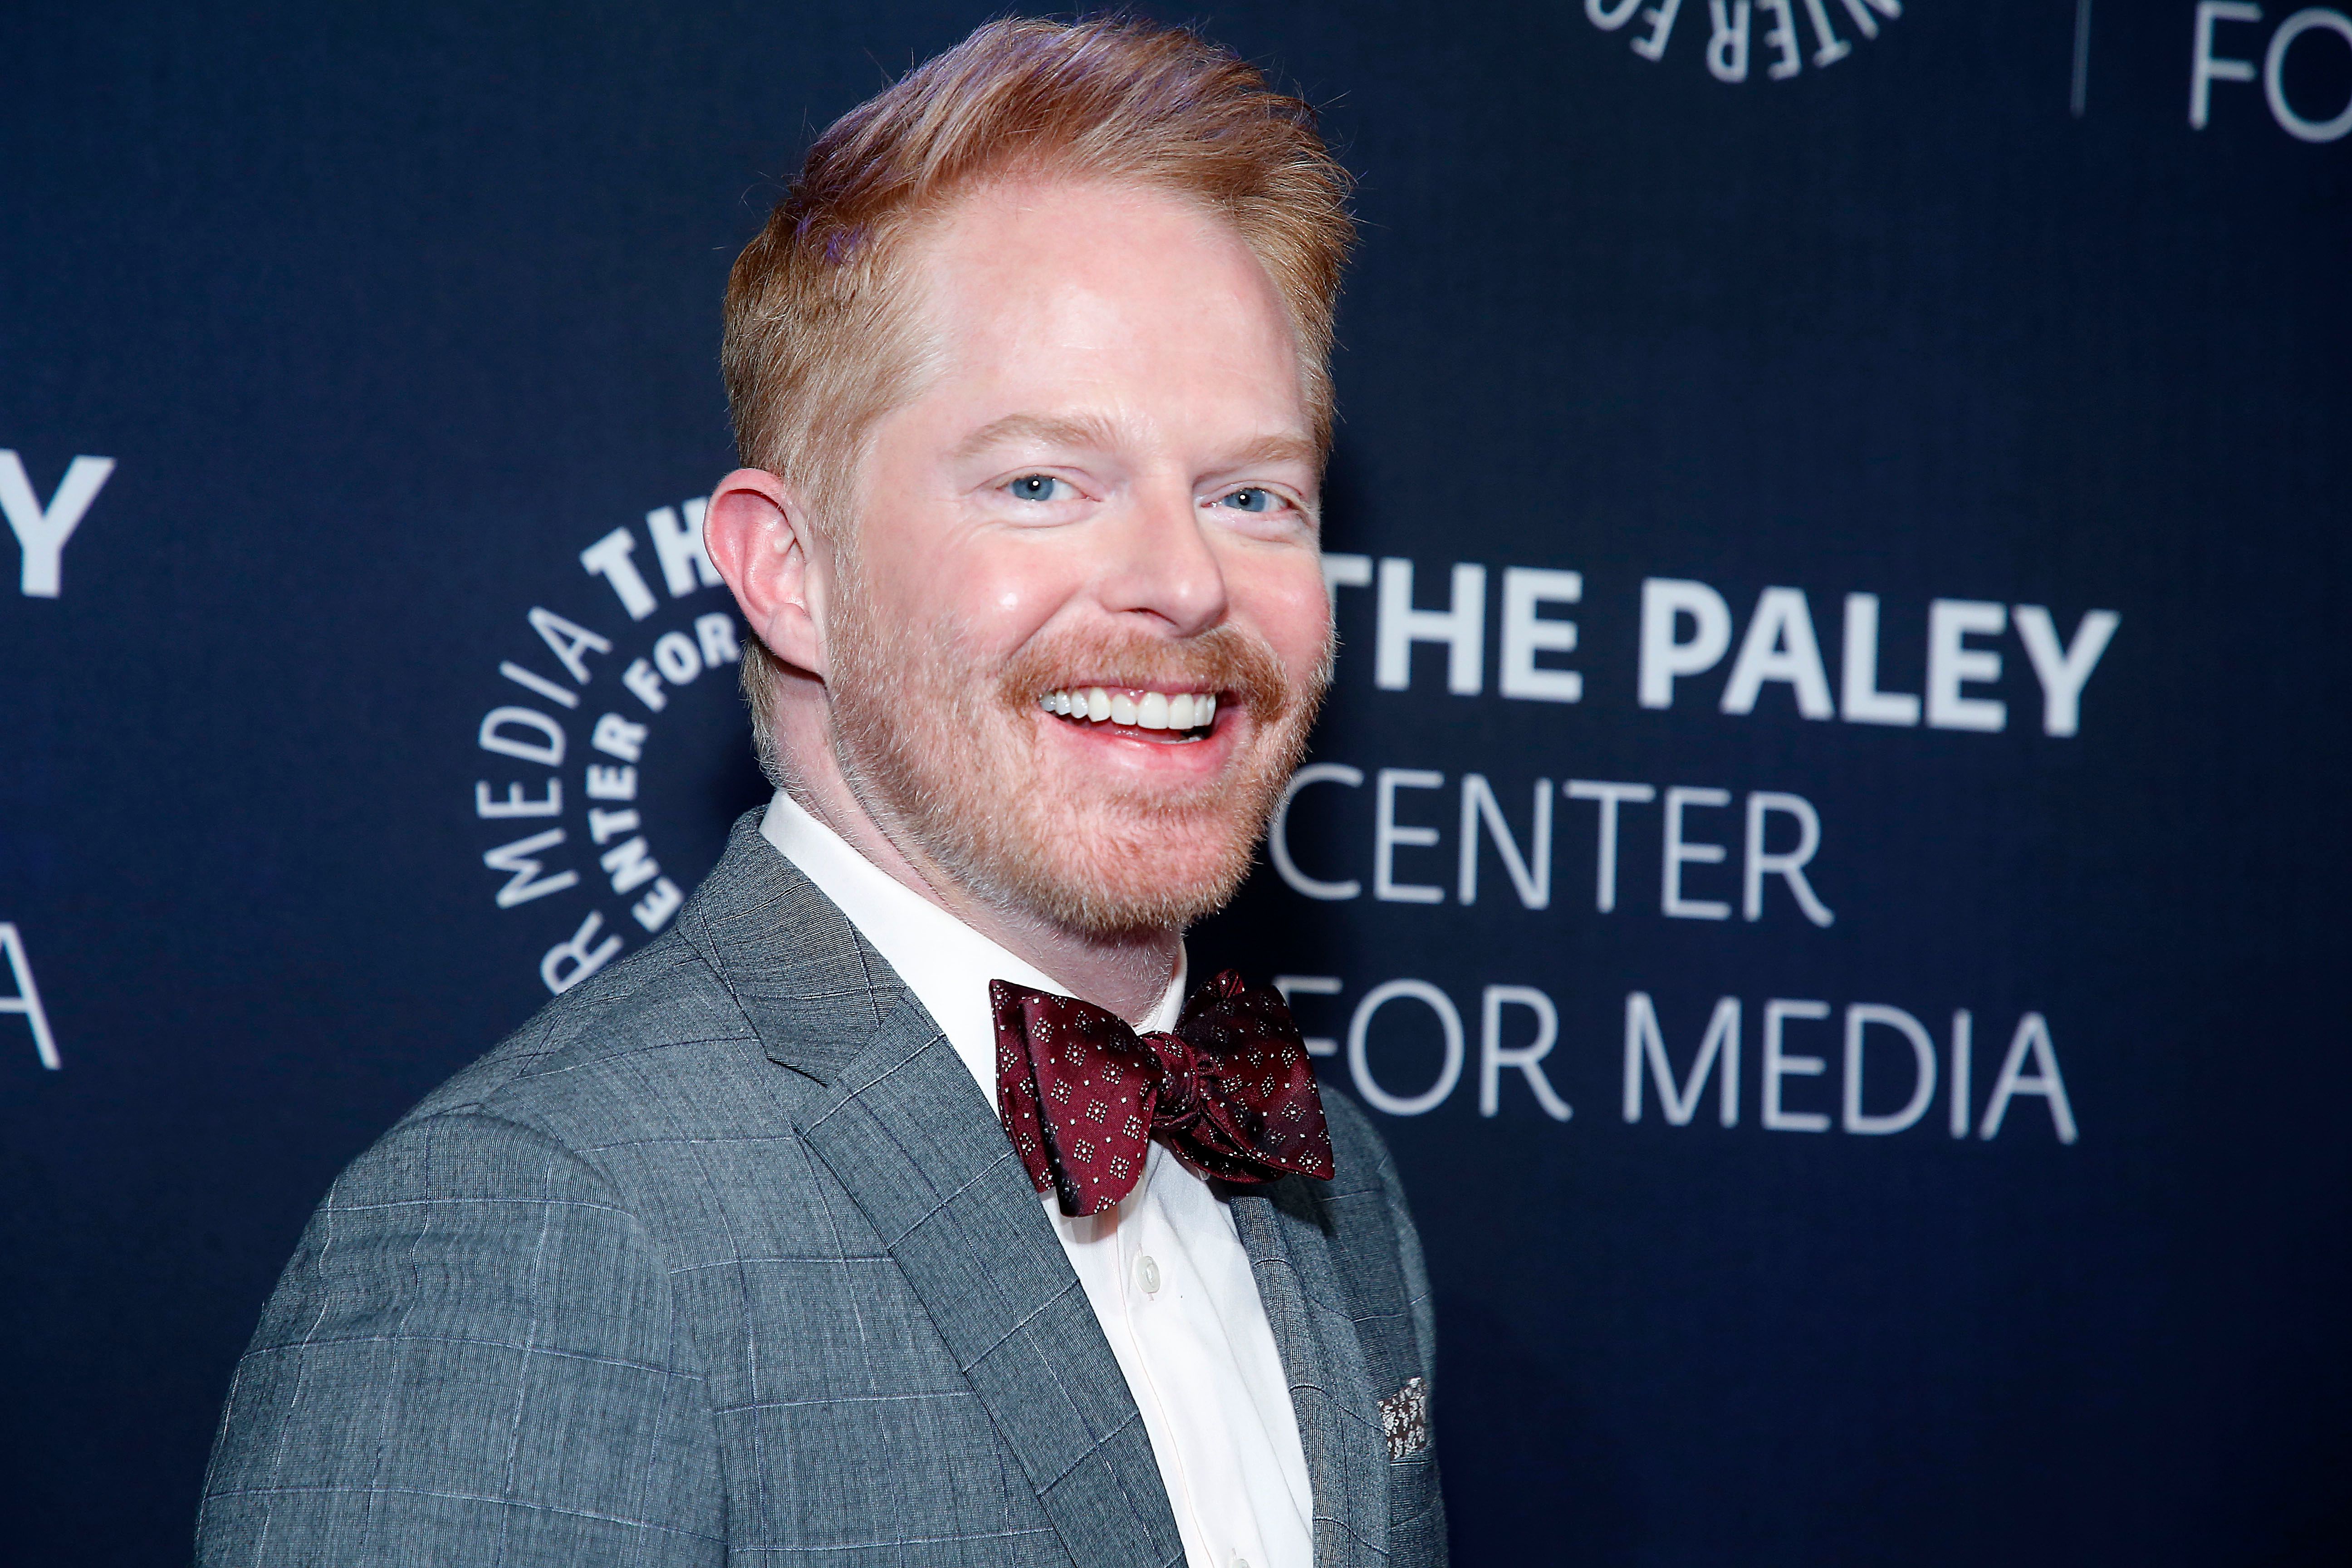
[951,412,1122,461]
[951,415,1319,474]
[1210,434,1321,474]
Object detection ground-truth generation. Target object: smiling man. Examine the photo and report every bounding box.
[199,18,1442,1568]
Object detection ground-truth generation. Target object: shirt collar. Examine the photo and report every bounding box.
[758,788,1187,1109]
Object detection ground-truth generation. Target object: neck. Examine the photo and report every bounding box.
[781,744,1181,1025]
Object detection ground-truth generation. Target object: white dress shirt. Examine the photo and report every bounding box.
[761,790,1313,1568]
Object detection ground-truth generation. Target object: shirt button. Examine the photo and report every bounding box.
[1233,1557,1251,1568]
[1134,1254,1161,1295]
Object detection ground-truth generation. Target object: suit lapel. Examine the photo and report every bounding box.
[677,813,902,1083]
[1229,1179,1391,1568]
[680,815,1183,1568]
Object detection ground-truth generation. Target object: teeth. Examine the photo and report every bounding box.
[1039,687,1219,730]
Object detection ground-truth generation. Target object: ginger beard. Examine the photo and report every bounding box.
[822,551,1331,939]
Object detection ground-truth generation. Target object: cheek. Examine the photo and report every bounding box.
[936,540,1080,658]
[1238,559,1335,673]
[847,496,1048,647]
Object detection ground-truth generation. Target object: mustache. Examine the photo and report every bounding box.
[995,623,1305,724]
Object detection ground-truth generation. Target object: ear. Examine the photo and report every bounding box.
[703,467,832,678]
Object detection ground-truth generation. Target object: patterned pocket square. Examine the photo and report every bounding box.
[1379,1375,1429,1460]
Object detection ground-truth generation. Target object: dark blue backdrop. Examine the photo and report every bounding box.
[4,3,2347,1563]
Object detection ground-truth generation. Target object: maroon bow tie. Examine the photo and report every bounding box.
[992,970,1336,1217]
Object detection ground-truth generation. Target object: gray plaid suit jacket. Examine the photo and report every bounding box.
[198,813,1446,1567]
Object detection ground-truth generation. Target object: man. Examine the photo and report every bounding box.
[199,17,1442,1567]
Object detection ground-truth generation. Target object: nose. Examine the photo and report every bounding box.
[1093,479,1229,637]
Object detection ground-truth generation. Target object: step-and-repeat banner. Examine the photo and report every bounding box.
[4,3,2347,1563]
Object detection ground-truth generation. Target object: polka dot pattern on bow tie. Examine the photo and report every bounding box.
[991,971,1336,1216]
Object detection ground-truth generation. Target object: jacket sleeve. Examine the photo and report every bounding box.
[196,1108,723,1566]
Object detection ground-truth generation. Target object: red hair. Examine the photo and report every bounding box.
[721,13,1354,506]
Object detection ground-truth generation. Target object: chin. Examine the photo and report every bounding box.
[977,800,1262,938]
[1054,846,1251,934]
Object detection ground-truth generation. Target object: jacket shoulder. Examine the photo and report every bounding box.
[402,927,765,1152]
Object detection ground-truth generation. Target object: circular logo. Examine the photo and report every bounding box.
[1583,0,1900,84]
[466,496,767,997]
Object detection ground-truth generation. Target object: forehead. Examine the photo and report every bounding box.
[900,176,1307,433]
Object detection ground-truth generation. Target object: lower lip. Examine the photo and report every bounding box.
[1037,710,1236,768]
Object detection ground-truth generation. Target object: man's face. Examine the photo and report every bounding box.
[822,176,1333,936]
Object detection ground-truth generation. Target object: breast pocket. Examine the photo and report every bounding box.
[1380,1373,1444,1554]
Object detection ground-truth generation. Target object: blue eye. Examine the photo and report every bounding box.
[1217,487,1279,513]
[1007,475,1069,503]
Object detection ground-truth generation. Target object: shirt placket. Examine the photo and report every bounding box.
[1117,1158,1226,1568]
